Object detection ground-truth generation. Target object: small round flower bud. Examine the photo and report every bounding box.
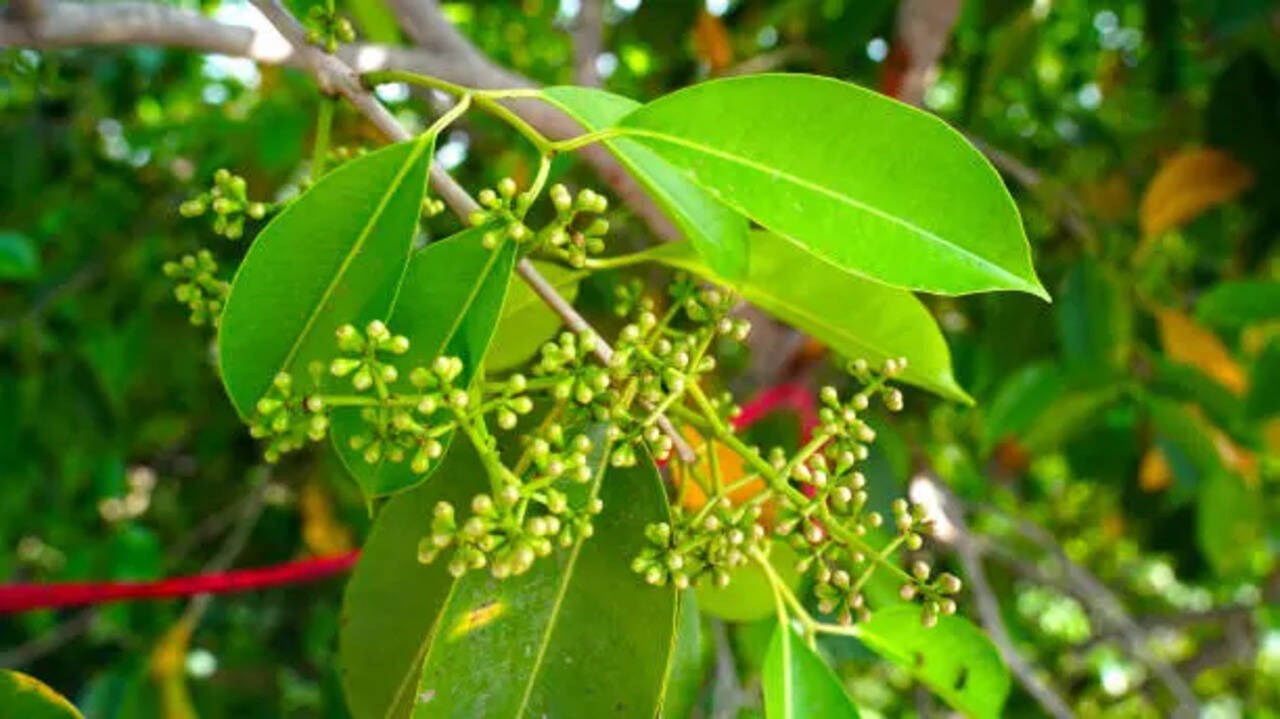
[937,572,963,594]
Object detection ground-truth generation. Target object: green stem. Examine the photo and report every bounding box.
[366,70,553,154]
[423,92,473,138]
[752,546,818,648]
[550,127,624,152]
[311,94,335,182]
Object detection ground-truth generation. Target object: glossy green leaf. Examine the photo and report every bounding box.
[763,624,860,719]
[614,74,1046,298]
[541,85,750,280]
[1196,281,1280,329]
[661,590,712,719]
[0,670,82,719]
[330,227,517,497]
[852,606,1009,719]
[1197,471,1269,576]
[340,436,677,719]
[696,541,801,623]
[0,231,40,281]
[642,233,970,402]
[218,137,434,417]
[487,261,584,372]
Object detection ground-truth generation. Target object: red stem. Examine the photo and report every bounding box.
[1,383,820,614]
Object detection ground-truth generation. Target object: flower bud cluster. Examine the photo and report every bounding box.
[248,371,330,463]
[467,176,547,249]
[304,4,355,53]
[633,500,768,590]
[529,183,611,268]
[179,169,267,240]
[898,561,964,628]
[328,322,466,475]
[163,249,229,327]
[419,487,605,579]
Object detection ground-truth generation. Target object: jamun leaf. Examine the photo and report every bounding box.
[330,226,517,498]
[851,605,1009,719]
[642,233,970,403]
[340,435,676,719]
[218,137,434,418]
[614,74,1047,299]
[763,624,860,719]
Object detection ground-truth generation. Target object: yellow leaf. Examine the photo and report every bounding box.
[300,482,353,557]
[1138,446,1172,492]
[1155,308,1248,395]
[1139,148,1253,239]
[692,11,733,72]
[150,619,197,719]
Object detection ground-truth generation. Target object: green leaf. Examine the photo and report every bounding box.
[1144,395,1224,491]
[0,231,40,282]
[346,0,402,44]
[851,606,1009,719]
[330,227,517,497]
[340,436,677,719]
[0,670,83,719]
[661,590,712,719]
[1020,385,1122,455]
[540,85,750,280]
[697,541,802,623]
[1150,359,1246,439]
[1247,338,1280,421]
[763,624,860,719]
[487,261,584,372]
[1055,258,1131,381]
[1196,281,1280,329]
[983,362,1064,451]
[642,233,970,403]
[614,74,1046,298]
[218,137,435,417]
[1197,471,1271,577]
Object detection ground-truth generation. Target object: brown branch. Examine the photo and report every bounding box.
[377,0,675,238]
[570,0,603,88]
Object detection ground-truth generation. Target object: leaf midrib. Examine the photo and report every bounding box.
[273,136,433,398]
[511,454,610,716]
[615,127,1035,292]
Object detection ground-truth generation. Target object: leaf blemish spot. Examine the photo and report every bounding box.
[450,600,504,638]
